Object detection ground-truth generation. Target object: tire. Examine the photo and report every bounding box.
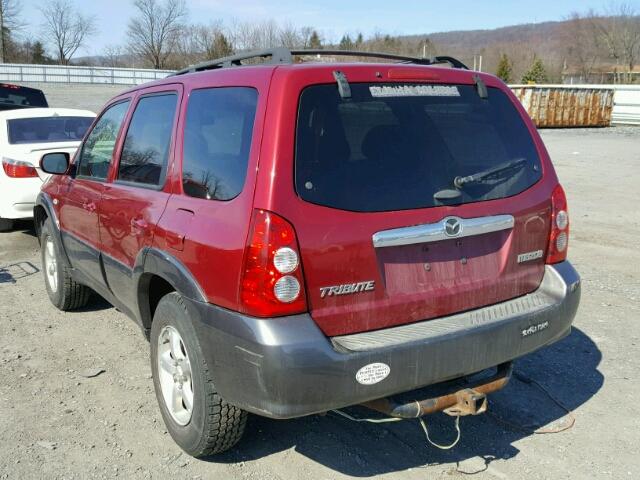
[150,292,247,457]
[40,218,91,310]
[0,218,14,232]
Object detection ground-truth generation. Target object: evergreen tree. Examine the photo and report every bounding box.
[309,30,322,49]
[496,53,513,83]
[213,33,233,58]
[31,41,48,64]
[521,56,548,84]
[355,33,364,48]
[339,34,353,51]
[382,34,401,53]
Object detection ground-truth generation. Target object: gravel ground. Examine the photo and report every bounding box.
[1,127,639,480]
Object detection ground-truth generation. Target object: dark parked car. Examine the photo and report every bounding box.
[0,83,48,111]
[35,49,580,457]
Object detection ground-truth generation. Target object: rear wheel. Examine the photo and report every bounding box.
[150,292,247,457]
[0,218,14,232]
[40,219,91,310]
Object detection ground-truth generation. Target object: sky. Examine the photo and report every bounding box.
[18,0,640,57]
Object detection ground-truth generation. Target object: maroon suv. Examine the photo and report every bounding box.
[35,49,581,457]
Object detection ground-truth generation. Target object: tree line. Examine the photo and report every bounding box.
[1,0,639,84]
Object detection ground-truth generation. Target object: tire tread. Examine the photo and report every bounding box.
[58,261,91,310]
[41,219,91,311]
[157,293,247,457]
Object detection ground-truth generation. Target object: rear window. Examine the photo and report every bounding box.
[295,83,542,212]
[0,85,48,109]
[7,116,93,144]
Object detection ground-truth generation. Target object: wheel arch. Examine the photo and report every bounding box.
[34,193,71,267]
[134,247,207,334]
[33,205,48,240]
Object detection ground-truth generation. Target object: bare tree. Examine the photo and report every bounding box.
[127,0,187,69]
[563,11,601,82]
[594,3,640,82]
[299,27,315,49]
[101,44,125,67]
[40,0,96,65]
[175,26,202,65]
[0,0,24,62]
[279,22,302,49]
[176,22,233,67]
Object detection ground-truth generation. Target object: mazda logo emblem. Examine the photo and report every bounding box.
[444,217,463,237]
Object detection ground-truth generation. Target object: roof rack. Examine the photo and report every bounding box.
[172,48,469,76]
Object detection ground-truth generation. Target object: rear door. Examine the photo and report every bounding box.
[98,85,181,308]
[58,100,130,287]
[276,74,553,337]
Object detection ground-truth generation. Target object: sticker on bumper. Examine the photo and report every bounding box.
[356,363,390,385]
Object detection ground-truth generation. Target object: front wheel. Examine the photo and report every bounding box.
[150,292,247,457]
[40,219,91,310]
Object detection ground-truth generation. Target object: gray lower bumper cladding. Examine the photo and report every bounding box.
[187,261,581,419]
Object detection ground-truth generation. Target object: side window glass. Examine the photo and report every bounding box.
[117,93,178,186]
[77,101,130,179]
[182,87,258,200]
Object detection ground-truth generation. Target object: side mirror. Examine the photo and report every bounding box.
[40,152,70,175]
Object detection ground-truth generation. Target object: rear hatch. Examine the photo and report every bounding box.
[293,80,551,337]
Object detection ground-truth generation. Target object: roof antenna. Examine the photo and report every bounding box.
[473,74,488,99]
[333,71,352,99]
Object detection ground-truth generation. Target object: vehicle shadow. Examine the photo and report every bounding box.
[76,293,114,313]
[211,327,602,477]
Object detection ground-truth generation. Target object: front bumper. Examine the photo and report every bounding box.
[187,261,580,419]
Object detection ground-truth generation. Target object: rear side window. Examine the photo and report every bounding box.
[182,87,258,200]
[7,116,93,144]
[295,83,542,212]
[77,101,130,180]
[118,93,178,187]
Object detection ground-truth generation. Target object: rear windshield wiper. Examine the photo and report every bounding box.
[454,158,527,189]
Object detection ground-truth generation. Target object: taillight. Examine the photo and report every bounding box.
[546,184,569,264]
[2,157,38,178]
[240,209,307,317]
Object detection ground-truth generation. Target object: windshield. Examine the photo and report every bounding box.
[0,85,48,109]
[295,83,542,212]
[7,116,93,145]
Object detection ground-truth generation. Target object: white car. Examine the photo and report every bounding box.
[0,108,95,231]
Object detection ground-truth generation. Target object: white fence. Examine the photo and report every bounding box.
[610,85,640,125]
[0,63,174,86]
[2,64,638,124]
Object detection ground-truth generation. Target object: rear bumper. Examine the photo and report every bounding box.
[187,261,580,419]
[0,176,42,219]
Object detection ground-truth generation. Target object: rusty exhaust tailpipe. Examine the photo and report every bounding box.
[361,362,513,419]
